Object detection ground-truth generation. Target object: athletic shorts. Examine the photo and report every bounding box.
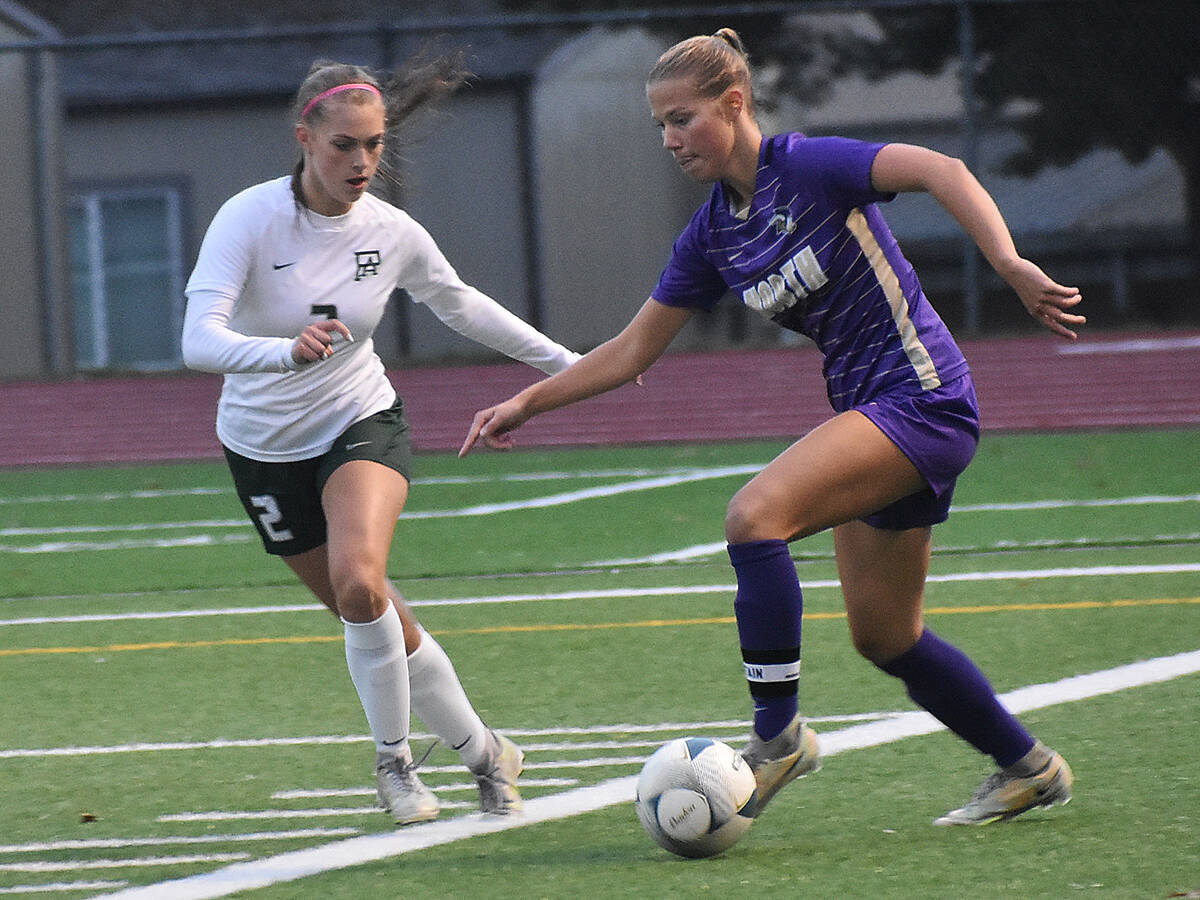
[853,374,980,530]
[223,397,413,556]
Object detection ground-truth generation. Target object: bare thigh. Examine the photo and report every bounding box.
[834,519,931,664]
[724,410,927,544]
[279,459,409,625]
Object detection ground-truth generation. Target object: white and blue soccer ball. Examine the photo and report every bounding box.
[635,736,758,858]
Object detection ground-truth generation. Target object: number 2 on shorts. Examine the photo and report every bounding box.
[250,494,295,542]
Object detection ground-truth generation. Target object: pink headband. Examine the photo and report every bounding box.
[300,82,382,120]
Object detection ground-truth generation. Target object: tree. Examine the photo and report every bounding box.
[826,1,1200,267]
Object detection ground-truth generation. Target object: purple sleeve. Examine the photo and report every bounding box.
[651,203,728,310]
[800,136,896,207]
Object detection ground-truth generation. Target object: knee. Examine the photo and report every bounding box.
[849,623,921,667]
[849,629,893,666]
[330,559,389,622]
[725,488,780,544]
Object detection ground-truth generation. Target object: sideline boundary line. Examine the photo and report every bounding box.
[101,649,1200,900]
[4,562,1200,629]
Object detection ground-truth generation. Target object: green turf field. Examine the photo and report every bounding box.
[1,430,1198,898]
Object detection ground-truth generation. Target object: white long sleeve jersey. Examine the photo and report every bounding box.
[183,177,579,462]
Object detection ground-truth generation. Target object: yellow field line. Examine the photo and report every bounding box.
[1,596,1196,658]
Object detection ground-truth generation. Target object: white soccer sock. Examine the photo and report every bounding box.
[343,604,411,761]
[407,628,491,772]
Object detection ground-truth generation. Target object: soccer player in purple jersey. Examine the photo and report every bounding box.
[461,28,1085,826]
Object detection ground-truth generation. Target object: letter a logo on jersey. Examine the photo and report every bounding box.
[353,250,382,281]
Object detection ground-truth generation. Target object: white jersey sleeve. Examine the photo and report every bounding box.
[182,186,298,374]
[182,179,578,462]
[182,287,297,373]
[399,224,580,375]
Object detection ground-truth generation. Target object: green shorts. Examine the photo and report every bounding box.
[223,397,413,556]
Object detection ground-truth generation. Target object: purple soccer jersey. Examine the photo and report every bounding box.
[653,134,970,412]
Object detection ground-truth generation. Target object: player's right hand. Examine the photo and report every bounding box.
[292,319,353,364]
[460,400,526,456]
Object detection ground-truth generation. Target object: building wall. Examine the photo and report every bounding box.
[532,27,709,351]
[61,89,539,370]
[388,85,537,365]
[0,28,50,378]
[64,103,294,276]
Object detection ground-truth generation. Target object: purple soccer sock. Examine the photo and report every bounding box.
[727,539,803,741]
[880,629,1035,767]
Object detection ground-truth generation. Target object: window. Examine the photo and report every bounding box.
[67,185,186,371]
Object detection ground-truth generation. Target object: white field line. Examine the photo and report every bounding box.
[593,530,1200,566]
[159,804,473,823]
[0,468,721,506]
[273,778,578,800]
[0,882,128,894]
[399,465,762,518]
[0,717,881,762]
[98,649,1200,900]
[0,535,254,554]
[1057,335,1200,354]
[3,562,1199,629]
[0,854,250,873]
[3,486,1196,554]
[0,830,359,854]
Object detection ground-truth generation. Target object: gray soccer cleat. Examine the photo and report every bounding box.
[740,713,821,816]
[934,743,1073,826]
[376,752,440,825]
[471,731,525,815]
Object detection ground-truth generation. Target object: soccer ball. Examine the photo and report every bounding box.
[634,737,758,858]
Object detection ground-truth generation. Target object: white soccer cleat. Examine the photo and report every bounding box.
[376,753,440,826]
[471,731,525,815]
[740,713,821,815]
[934,743,1073,826]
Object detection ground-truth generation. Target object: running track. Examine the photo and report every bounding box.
[1,331,1198,467]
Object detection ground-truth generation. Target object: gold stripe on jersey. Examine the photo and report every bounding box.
[846,208,941,390]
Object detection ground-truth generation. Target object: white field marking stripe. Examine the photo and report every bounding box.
[0,467,761,542]
[498,714,886,735]
[0,715,887,760]
[5,562,1200,629]
[399,465,762,518]
[0,720,883,763]
[0,467,729,506]
[4,491,1196,554]
[0,520,245,537]
[0,487,229,505]
[0,604,326,626]
[954,494,1200,512]
[159,803,472,823]
[593,529,1200,566]
[0,854,250,873]
[0,535,253,554]
[1057,335,1200,354]
[0,830,359,854]
[274,779,577,800]
[0,882,127,894]
[101,649,1200,900]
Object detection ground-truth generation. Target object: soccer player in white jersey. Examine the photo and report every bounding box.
[183,57,581,825]
[462,29,1086,827]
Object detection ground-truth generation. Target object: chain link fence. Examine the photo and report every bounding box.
[1,0,1194,376]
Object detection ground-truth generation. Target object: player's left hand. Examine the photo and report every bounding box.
[1004,257,1086,340]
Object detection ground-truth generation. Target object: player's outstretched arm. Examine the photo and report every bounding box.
[460,298,693,455]
[871,142,1085,340]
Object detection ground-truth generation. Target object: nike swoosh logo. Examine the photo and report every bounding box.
[272,262,296,270]
[344,441,372,451]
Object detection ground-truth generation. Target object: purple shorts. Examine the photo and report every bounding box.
[853,374,980,530]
